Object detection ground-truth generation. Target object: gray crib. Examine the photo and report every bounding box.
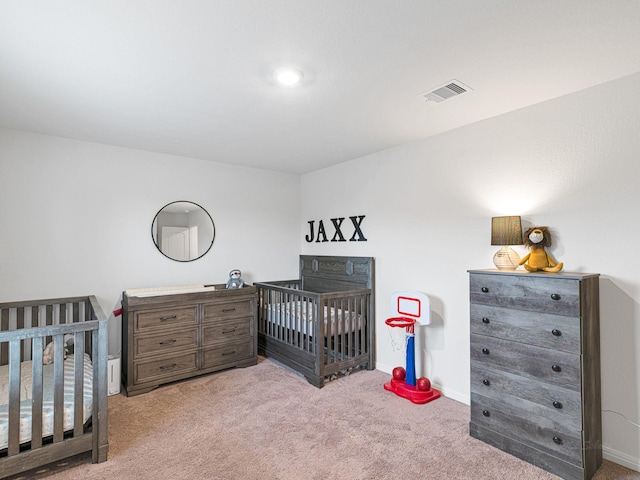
[0,295,108,478]
[256,256,375,387]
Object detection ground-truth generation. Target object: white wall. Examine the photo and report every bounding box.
[0,128,302,355]
[300,71,640,470]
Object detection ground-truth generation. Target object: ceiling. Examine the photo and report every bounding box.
[2,1,640,175]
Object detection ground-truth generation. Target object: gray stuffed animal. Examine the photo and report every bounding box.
[226,269,247,289]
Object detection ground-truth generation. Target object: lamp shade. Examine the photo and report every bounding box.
[491,216,523,246]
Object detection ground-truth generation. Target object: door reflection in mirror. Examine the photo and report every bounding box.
[151,201,215,262]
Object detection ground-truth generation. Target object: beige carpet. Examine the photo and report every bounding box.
[7,357,640,480]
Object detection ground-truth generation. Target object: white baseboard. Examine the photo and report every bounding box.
[603,446,640,473]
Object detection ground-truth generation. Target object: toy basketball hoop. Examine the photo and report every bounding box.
[383,291,440,405]
[386,316,416,352]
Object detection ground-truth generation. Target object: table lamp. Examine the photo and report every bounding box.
[491,216,523,270]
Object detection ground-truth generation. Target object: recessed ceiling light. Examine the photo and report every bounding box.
[274,67,303,86]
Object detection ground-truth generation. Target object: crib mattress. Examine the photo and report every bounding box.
[266,301,364,336]
[0,353,93,450]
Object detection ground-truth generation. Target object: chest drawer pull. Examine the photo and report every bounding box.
[159,339,177,345]
[552,436,563,445]
[159,363,178,371]
[222,350,237,356]
[481,287,489,293]
[552,401,563,409]
[160,315,177,321]
[482,410,490,417]
[551,364,562,373]
[482,317,490,324]
[550,293,561,301]
[222,308,236,313]
[221,328,237,335]
[551,329,562,336]
[482,348,490,355]
[482,379,490,386]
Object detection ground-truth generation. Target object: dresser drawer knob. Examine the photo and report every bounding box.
[553,401,563,409]
[482,410,490,417]
[551,364,562,373]
[482,348,490,355]
[482,379,491,386]
[550,293,561,301]
[481,287,489,293]
[482,317,490,324]
[551,329,562,337]
[552,436,563,445]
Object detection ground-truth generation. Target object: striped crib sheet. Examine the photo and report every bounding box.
[0,353,93,449]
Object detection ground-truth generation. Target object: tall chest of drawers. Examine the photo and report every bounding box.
[468,270,601,480]
[122,285,257,396]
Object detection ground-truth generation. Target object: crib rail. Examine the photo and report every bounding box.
[0,296,103,365]
[256,281,317,353]
[255,281,373,385]
[320,291,371,373]
[0,295,108,476]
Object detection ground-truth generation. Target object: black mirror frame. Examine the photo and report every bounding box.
[151,200,215,262]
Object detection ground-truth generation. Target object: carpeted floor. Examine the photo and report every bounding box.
[7,357,640,480]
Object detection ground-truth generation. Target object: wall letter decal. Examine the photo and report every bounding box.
[330,217,346,242]
[305,214,367,243]
[349,215,367,242]
[305,221,315,243]
[316,220,328,243]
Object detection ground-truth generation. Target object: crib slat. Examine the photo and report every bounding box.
[92,319,109,463]
[32,305,40,328]
[87,298,96,353]
[31,336,44,449]
[73,332,86,436]
[8,340,21,456]
[356,296,361,356]
[60,303,67,325]
[53,335,65,442]
[341,298,347,362]
[16,308,25,363]
[1,308,8,365]
[45,304,53,348]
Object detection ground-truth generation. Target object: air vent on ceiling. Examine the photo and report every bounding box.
[420,80,471,103]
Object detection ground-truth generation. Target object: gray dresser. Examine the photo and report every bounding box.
[468,269,601,480]
[122,285,257,396]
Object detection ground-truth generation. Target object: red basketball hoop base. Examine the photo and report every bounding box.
[384,379,441,404]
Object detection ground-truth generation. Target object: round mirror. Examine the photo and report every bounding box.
[151,201,215,262]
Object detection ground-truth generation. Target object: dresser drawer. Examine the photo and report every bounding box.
[471,334,581,390]
[470,273,580,316]
[471,362,582,428]
[135,306,198,332]
[470,303,580,353]
[134,351,198,384]
[134,328,199,359]
[202,340,254,369]
[202,318,254,346]
[203,299,254,322]
[471,393,583,466]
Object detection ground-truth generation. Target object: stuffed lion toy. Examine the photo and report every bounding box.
[519,226,564,273]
